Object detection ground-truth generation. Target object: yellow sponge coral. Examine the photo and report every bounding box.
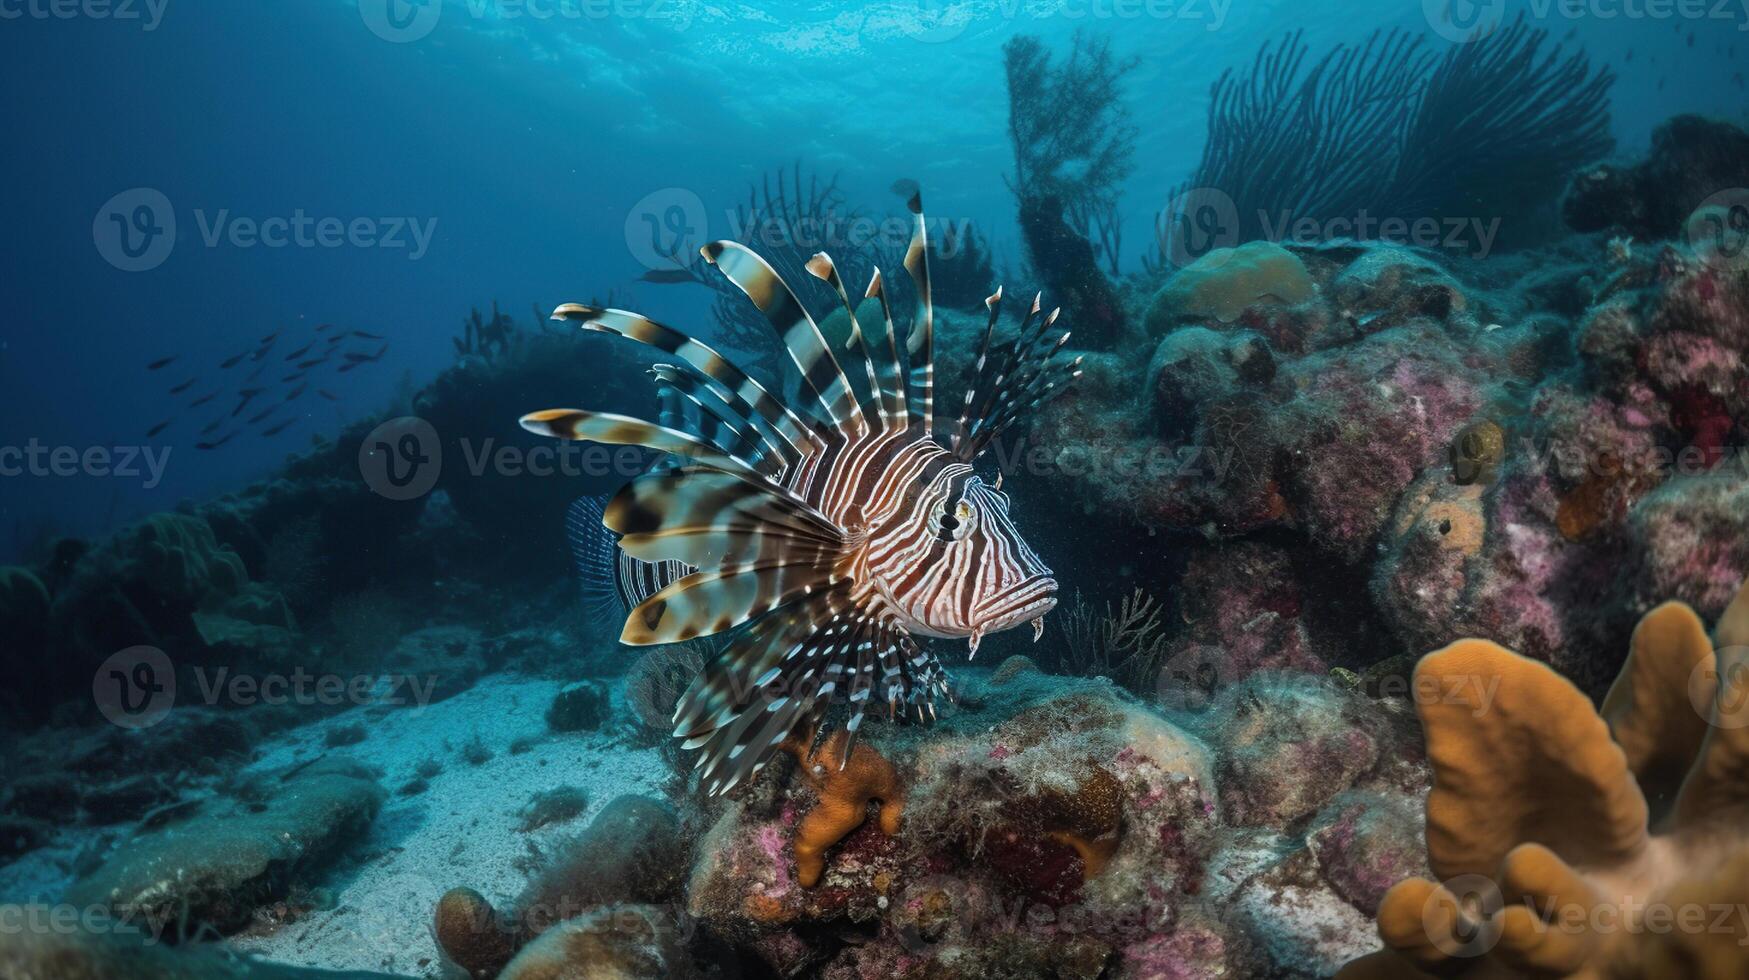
[783,729,904,888]
[1340,579,1749,980]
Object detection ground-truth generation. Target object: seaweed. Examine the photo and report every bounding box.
[1003,32,1135,345]
[1003,31,1137,275]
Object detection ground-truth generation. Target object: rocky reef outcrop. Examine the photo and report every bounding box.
[1032,177,1749,695]
[409,664,1432,980]
[1562,115,1749,242]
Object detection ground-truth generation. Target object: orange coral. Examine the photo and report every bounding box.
[1339,580,1749,980]
[783,729,903,888]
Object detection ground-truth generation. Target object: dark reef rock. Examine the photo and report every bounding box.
[1018,193,1127,348]
[1563,115,1749,241]
[545,679,610,733]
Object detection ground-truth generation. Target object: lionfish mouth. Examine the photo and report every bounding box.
[974,577,1059,635]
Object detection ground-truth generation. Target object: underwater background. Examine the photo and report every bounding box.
[4,0,1749,977]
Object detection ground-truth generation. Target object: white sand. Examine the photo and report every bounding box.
[216,671,664,977]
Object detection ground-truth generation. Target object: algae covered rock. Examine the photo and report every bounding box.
[66,759,386,936]
[514,794,685,933]
[498,904,692,980]
[434,795,686,977]
[0,928,413,979]
[1208,675,1388,830]
[545,679,610,733]
[1145,241,1315,334]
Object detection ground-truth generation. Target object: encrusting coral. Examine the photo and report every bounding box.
[783,728,905,888]
[1339,579,1749,979]
[1145,241,1317,334]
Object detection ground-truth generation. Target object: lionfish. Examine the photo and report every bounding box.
[522,187,1080,795]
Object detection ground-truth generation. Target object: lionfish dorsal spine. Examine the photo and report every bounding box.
[952,285,1006,456]
[952,289,1077,462]
[900,189,934,434]
[862,267,910,430]
[804,252,888,434]
[551,304,820,466]
[701,240,867,441]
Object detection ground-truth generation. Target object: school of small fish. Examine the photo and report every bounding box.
[142,321,387,448]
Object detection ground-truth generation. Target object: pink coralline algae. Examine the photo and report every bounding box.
[1031,228,1749,698]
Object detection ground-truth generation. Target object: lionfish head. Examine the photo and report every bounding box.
[928,474,1057,641]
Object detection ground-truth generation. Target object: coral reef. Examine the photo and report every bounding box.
[662,664,1432,979]
[1036,192,1749,694]
[1341,580,1749,978]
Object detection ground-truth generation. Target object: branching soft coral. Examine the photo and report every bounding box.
[783,729,904,888]
[1339,580,1749,979]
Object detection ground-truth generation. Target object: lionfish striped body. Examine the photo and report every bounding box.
[523,188,1080,795]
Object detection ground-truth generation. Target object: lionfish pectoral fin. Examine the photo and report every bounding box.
[519,409,772,486]
[674,589,940,797]
[565,494,624,640]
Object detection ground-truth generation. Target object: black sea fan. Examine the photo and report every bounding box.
[1155,15,1614,268]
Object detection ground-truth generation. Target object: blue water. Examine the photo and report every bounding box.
[1,0,1743,554]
